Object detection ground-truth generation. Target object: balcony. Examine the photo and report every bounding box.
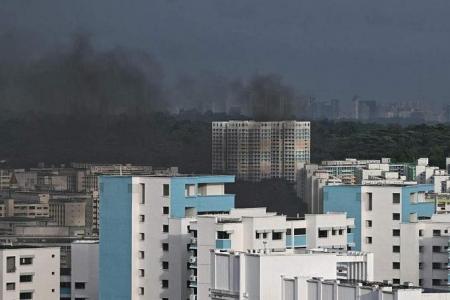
[286,235,306,248]
[216,239,231,250]
[60,287,71,296]
[189,256,197,268]
[347,232,355,247]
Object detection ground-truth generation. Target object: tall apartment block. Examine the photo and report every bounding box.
[324,183,437,286]
[99,175,235,300]
[212,121,310,182]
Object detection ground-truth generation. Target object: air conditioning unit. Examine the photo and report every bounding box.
[191,237,197,244]
[189,256,197,264]
[190,275,197,282]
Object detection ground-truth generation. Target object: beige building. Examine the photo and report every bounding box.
[212,121,311,182]
[0,194,50,218]
[49,199,86,227]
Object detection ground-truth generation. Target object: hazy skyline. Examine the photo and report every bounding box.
[1,0,450,104]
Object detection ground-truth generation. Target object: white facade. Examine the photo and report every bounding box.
[0,246,60,300]
[307,279,450,300]
[99,175,235,300]
[130,177,172,300]
[212,121,311,182]
[71,240,99,300]
[400,214,450,290]
[209,250,374,300]
[359,185,413,283]
[187,208,355,300]
[296,165,342,214]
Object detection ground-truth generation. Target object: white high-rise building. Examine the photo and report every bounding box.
[400,214,450,290]
[212,121,311,182]
[324,183,435,283]
[99,175,236,300]
[0,246,60,300]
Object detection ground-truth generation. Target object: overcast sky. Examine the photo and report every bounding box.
[1,0,450,104]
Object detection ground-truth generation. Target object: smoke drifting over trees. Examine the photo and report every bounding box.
[0,32,304,120]
[0,33,166,115]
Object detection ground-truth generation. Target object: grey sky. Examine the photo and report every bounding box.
[1,0,450,103]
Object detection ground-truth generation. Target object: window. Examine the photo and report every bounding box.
[294,228,306,235]
[139,215,145,222]
[393,213,400,221]
[419,246,424,252]
[393,279,400,284]
[366,237,372,244]
[75,282,86,289]
[393,262,400,269]
[6,282,15,290]
[256,232,260,239]
[162,261,169,270]
[139,233,145,240]
[393,229,400,237]
[162,280,169,289]
[139,251,145,259]
[338,229,343,235]
[140,183,145,204]
[318,230,328,238]
[393,193,400,204]
[60,282,71,288]
[217,231,230,239]
[433,279,442,286]
[163,224,169,233]
[163,206,169,215]
[419,279,423,286]
[393,245,400,253]
[163,184,170,196]
[433,229,441,237]
[433,246,441,253]
[433,263,442,269]
[347,228,352,233]
[20,257,33,265]
[139,269,145,277]
[367,193,373,211]
[332,229,336,236]
[20,275,33,282]
[419,230,423,237]
[138,287,144,295]
[366,220,373,227]
[20,292,32,300]
[162,243,169,251]
[272,232,282,240]
[6,256,15,273]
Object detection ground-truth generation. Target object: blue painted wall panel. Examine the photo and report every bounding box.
[324,185,362,250]
[99,176,132,300]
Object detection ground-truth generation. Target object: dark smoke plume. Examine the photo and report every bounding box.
[0,33,166,115]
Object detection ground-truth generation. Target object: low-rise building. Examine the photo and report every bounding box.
[209,249,374,300]
[70,240,98,300]
[307,279,450,300]
[185,209,355,299]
